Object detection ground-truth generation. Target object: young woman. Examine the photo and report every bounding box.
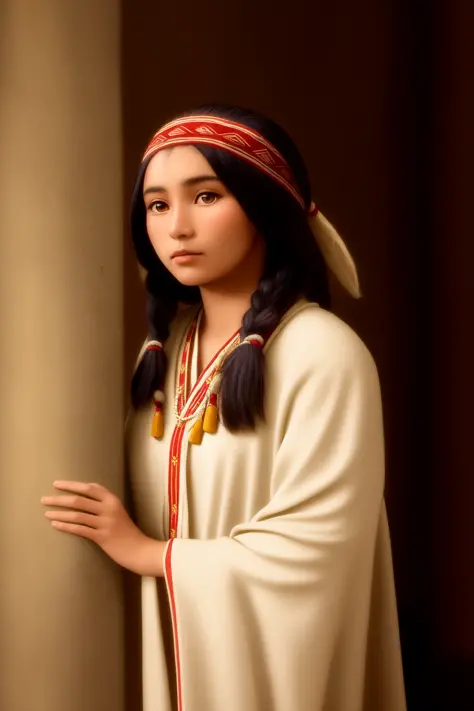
[42,105,406,711]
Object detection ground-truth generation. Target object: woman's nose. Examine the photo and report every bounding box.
[168,205,195,240]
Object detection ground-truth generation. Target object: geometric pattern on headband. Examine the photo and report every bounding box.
[142,115,305,209]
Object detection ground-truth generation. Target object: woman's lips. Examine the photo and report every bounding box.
[171,250,202,264]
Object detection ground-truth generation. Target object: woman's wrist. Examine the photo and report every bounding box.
[132,535,167,577]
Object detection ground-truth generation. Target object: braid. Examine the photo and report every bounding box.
[220,269,295,431]
[130,272,178,409]
[242,269,291,335]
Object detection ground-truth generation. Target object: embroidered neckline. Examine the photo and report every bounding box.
[171,299,315,432]
[173,311,240,426]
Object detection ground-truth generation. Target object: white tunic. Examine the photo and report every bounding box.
[125,301,406,711]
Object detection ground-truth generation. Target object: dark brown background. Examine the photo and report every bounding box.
[121,1,474,708]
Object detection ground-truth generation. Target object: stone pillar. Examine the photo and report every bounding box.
[0,2,124,709]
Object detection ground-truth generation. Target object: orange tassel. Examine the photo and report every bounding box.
[151,407,164,439]
[203,393,218,434]
[189,418,204,445]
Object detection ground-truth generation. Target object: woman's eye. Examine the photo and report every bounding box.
[149,201,168,213]
[196,192,220,206]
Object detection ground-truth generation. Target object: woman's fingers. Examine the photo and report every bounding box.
[41,481,110,512]
[52,481,106,500]
[41,494,101,515]
[45,510,99,529]
[49,521,98,540]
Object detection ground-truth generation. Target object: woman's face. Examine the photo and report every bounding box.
[142,146,264,288]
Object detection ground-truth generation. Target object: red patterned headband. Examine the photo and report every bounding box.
[142,115,305,209]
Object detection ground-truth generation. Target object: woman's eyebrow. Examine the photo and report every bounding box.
[143,175,221,196]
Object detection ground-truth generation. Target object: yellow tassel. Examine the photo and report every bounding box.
[151,409,164,439]
[189,418,204,445]
[203,404,218,434]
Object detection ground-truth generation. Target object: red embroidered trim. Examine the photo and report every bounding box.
[164,540,183,711]
[168,426,185,538]
[167,315,238,538]
[143,115,305,209]
[165,316,239,710]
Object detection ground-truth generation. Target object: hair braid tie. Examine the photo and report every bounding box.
[240,334,265,349]
[147,340,163,352]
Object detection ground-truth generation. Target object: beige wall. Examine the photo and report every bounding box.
[0,2,124,709]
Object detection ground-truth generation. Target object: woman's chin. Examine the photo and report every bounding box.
[171,266,227,289]
[172,269,209,288]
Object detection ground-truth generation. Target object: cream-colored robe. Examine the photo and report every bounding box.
[125,301,406,711]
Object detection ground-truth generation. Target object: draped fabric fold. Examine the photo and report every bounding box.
[126,302,406,711]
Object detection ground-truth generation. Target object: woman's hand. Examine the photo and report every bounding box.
[41,481,166,577]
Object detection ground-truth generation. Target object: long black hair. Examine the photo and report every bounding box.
[130,104,330,431]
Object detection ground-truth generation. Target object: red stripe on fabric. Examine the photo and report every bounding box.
[168,423,185,538]
[181,325,240,418]
[168,315,199,539]
[178,317,197,412]
[163,317,242,708]
[165,540,183,711]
